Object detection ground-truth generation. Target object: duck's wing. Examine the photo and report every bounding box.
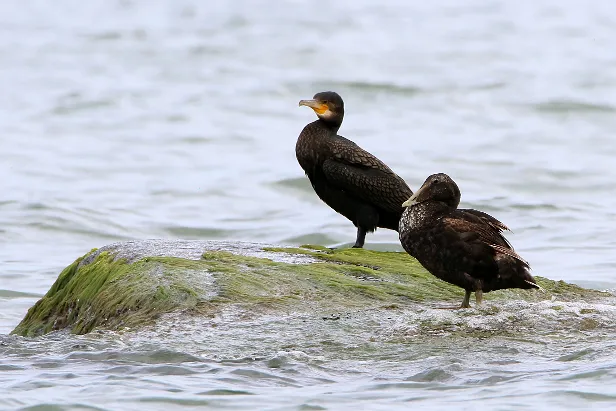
[459,209,510,232]
[443,210,529,269]
[458,208,514,249]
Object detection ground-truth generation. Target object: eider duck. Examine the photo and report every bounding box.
[398,173,540,308]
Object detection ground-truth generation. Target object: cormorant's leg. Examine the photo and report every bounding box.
[461,290,471,308]
[352,227,366,248]
[475,290,483,306]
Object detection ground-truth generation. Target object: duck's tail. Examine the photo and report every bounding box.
[524,279,545,292]
[494,254,541,291]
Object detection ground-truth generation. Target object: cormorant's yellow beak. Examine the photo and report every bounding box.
[299,99,328,115]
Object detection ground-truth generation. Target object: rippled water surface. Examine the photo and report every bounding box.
[2,0,616,409]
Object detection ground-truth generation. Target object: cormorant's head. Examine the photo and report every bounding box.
[299,91,344,125]
[402,173,461,209]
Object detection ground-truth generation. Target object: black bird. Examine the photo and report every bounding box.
[398,173,540,308]
[297,91,413,248]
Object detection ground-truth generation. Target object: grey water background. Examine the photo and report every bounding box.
[1,0,616,409]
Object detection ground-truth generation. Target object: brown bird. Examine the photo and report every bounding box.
[399,173,540,308]
[297,91,412,248]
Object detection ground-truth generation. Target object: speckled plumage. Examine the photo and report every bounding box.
[399,173,539,308]
[297,91,412,248]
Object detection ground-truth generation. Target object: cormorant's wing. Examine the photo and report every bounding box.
[329,135,398,173]
[321,136,412,213]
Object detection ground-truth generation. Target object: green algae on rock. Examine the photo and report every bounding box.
[11,240,612,337]
[12,252,205,337]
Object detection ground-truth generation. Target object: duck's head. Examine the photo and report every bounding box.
[402,173,461,209]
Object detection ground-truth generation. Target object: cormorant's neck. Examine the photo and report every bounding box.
[316,116,343,133]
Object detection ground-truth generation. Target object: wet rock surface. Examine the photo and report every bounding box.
[12,240,614,338]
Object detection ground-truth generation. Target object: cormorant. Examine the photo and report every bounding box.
[399,173,540,308]
[297,91,412,248]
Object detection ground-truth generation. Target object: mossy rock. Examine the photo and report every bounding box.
[11,240,611,337]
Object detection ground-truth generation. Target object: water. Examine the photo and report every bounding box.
[1,0,616,409]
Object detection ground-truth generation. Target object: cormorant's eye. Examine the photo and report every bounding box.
[321,100,329,105]
[431,179,439,186]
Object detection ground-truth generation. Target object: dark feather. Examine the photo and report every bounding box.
[490,244,530,268]
[296,93,412,247]
[460,208,510,232]
[322,158,411,214]
[398,173,539,304]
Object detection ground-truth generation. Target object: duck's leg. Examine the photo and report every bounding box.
[352,227,366,248]
[475,290,483,306]
[461,290,472,308]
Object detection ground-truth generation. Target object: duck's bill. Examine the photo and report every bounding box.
[402,185,426,207]
[402,195,418,207]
